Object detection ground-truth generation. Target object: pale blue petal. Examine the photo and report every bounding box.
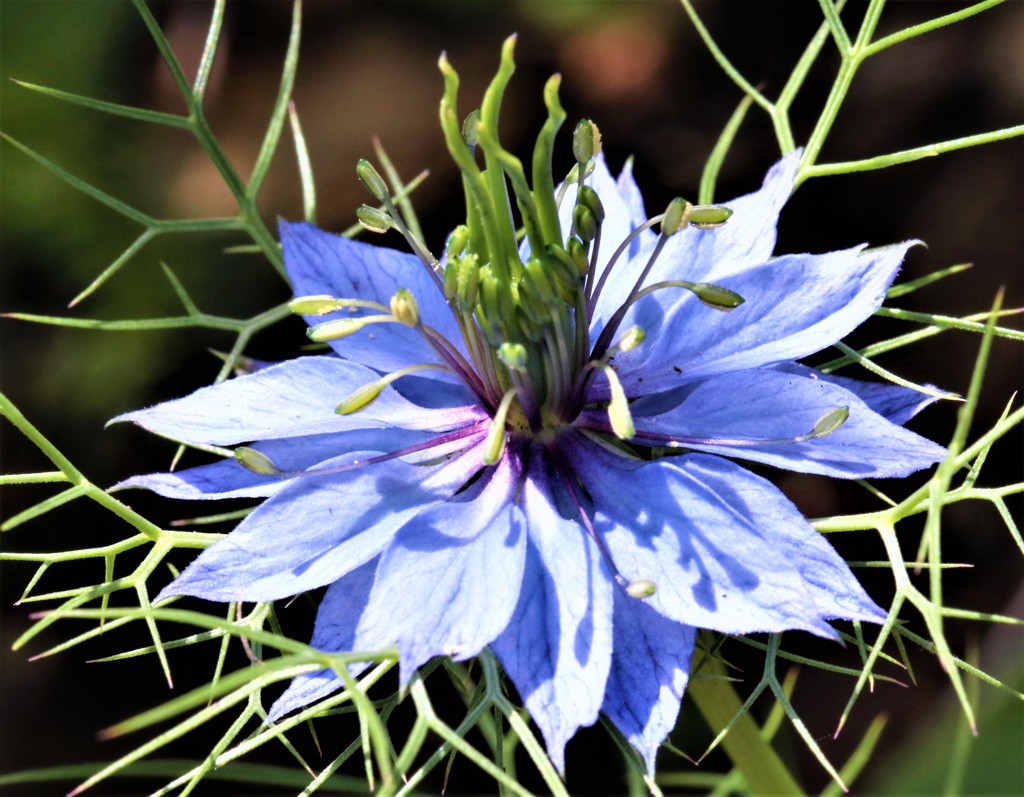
[601,589,695,773]
[612,242,916,395]
[491,455,615,773]
[676,454,885,622]
[772,363,948,425]
[156,439,486,603]
[629,367,945,478]
[592,151,799,327]
[355,458,526,684]
[280,221,464,381]
[390,373,477,409]
[267,560,378,722]
[568,435,882,635]
[113,356,484,446]
[113,427,434,500]
[615,158,652,244]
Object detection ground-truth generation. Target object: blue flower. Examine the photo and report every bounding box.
[114,47,945,773]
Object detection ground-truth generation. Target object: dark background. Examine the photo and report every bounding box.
[1,1,1021,794]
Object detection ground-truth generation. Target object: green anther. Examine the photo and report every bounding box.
[336,363,447,415]
[661,198,693,237]
[462,109,481,151]
[356,158,390,202]
[566,237,590,277]
[356,205,393,234]
[689,204,733,229]
[307,314,394,342]
[289,295,344,315]
[515,304,546,342]
[573,204,598,243]
[483,389,519,465]
[234,447,280,476]
[479,272,509,333]
[390,289,419,327]
[443,258,459,301]
[690,282,745,310]
[447,225,470,259]
[456,254,481,311]
[811,406,849,438]
[524,257,557,305]
[626,579,656,599]
[616,325,646,353]
[578,185,605,223]
[336,381,385,415]
[600,363,635,440]
[498,341,528,371]
[573,118,601,164]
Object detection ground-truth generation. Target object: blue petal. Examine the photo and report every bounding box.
[592,151,799,328]
[629,366,945,478]
[612,241,916,395]
[267,559,378,722]
[280,221,465,381]
[773,363,948,425]
[354,458,526,685]
[113,356,484,446]
[113,427,435,500]
[601,589,695,773]
[490,454,615,773]
[568,435,884,635]
[156,439,486,603]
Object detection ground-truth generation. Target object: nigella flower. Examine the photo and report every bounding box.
[115,40,945,772]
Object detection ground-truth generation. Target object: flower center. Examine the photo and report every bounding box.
[295,35,738,456]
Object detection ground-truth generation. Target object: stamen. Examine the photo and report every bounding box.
[390,289,419,327]
[234,447,281,476]
[234,421,489,481]
[336,364,447,415]
[356,204,395,234]
[483,389,519,465]
[306,314,398,343]
[629,280,744,311]
[289,295,390,316]
[585,214,662,315]
[595,363,634,440]
[583,405,852,448]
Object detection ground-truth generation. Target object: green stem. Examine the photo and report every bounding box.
[688,656,805,796]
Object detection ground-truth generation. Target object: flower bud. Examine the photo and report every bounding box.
[356,205,393,234]
[689,204,733,229]
[390,289,419,327]
[356,159,389,202]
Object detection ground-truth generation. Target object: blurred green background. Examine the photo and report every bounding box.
[1,0,1021,793]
